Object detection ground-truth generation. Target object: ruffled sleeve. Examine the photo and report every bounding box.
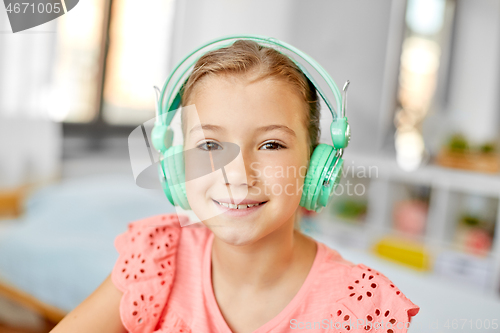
[330,264,420,333]
[111,213,189,333]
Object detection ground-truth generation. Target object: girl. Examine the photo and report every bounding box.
[51,39,419,333]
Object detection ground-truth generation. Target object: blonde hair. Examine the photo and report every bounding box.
[180,39,321,158]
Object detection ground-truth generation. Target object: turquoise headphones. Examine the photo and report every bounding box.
[151,35,350,213]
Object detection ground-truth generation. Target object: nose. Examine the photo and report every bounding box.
[221,145,257,188]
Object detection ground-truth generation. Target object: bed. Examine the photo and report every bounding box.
[0,173,176,323]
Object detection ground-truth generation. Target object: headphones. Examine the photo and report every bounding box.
[151,35,350,213]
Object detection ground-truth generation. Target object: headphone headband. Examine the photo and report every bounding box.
[155,34,343,128]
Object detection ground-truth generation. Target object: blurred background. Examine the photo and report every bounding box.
[1,0,500,332]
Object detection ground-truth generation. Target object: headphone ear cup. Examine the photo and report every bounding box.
[165,145,191,210]
[158,157,174,206]
[300,144,334,211]
[172,145,190,210]
[318,157,343,210]
[310,146,338,212]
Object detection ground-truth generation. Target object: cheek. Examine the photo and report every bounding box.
[185,178,206,201]
[260,156,308,200]
[185,178,204,217]
[184,170,215,218]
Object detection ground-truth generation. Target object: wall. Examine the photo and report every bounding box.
[169,0,397,155]
[170,0,294,66]
[0,11,61,188]
[288,0,395,154]
[446,0,500,145]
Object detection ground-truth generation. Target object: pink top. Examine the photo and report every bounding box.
[111,214,420,333]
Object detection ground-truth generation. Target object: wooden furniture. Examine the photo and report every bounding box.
[0,277,66,325]
[0,188,25,219]
[436,149,500,174]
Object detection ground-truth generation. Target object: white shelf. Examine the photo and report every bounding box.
[319,151,500,297]
[344,151,500,196]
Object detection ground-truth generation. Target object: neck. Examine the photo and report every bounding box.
[210,212,313,291]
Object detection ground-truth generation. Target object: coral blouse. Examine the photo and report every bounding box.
[111,214,420,333]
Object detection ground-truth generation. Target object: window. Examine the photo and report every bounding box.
[393,0,456,170]
[49,0,176,126]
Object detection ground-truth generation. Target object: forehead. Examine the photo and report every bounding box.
[184,74,307,132]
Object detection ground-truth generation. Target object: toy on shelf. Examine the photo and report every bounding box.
[328,199,367,224]
[435,133,500,173]
[372,236,431,271]
[371,183,432,270]
[390,183,430,238]
[454,214,494,257]
[393,199,428,237]
[451,193,497,257]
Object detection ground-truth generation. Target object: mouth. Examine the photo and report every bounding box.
[212,199,268,210]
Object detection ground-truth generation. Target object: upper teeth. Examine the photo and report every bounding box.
[215,201,263,209]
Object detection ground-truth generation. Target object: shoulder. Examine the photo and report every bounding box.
[315,242,358,280]
[110,213,207,332]
[111,213,209,290]
[112,213,186,255]
[315,243,420,332]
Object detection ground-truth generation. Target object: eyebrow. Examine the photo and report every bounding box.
[189,124,296,138]
[189,124,225,135]
[257,124,296,138]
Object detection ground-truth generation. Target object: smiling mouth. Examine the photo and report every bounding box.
[212,199,268,209]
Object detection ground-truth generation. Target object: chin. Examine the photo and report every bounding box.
[216,233,256,247]
[203,217,264,246]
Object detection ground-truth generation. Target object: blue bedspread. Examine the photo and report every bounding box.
[0,173,175,312]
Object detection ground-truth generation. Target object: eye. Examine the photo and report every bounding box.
[197,140,222,151]
[260,140,286,150]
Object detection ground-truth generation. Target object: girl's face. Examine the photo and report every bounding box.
[183,73,310,246]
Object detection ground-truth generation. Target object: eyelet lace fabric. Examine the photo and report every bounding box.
[111,214,192,333]
[327,264,420,333]
[111,214,419,333]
